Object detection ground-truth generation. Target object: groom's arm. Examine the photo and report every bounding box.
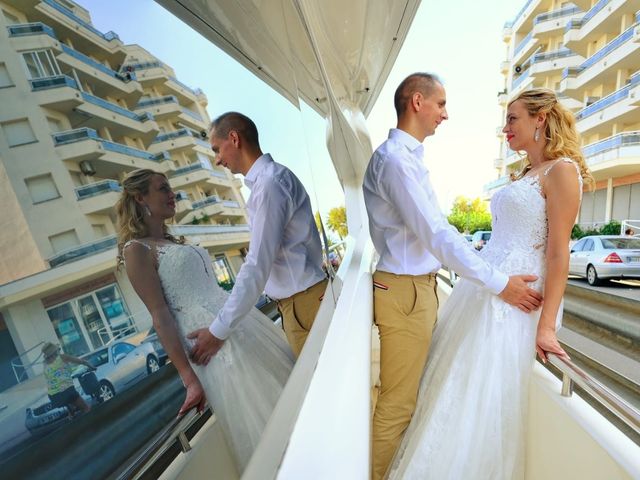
[380,157,507,293]
[208,178,290,340]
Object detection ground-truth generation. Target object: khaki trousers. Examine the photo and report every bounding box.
[277,278,328,358]
[371,270,438,480]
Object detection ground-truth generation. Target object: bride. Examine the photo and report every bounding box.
[115,168,294,473]
[387,89,594,479]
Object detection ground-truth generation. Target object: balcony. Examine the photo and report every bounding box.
[493,158,504,169]
[31,0,126,63]
[48,235,117,268]
[574,73,640,135]
[564,0,640,56]
[121,61,203,103]
[135,95,205,130]
[150,128,211,154]
[512,31,538,65]
[582,131,640,175]
[169,224,250,249]
[174,190,194,221]
[75,179,122,215]
[57,43,142,100]
[560,18,640,96]
[6,21,61,52]
[530,48,583,76]
[532,6,583,38]
[53,128,174,177]
[30,74,83,111]
[170,163,230,189]
[511,67,534,93]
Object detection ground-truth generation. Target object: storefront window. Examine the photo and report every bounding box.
[213,255,234,291]
[46,283,134,355]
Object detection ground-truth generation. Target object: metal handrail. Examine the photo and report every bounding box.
[548,353,640,436]
[115,406,210,480]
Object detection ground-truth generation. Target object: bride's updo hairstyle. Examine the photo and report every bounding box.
[510,88,594,189]
[115,168,184,266]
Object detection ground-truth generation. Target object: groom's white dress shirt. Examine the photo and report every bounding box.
[363,128,508,294]
[209,153,325,339]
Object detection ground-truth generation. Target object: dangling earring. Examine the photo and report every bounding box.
[534,127,540,142]
[143,204,151,216]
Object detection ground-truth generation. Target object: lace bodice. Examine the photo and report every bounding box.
[480,158,582,287]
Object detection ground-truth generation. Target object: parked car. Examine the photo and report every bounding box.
[569,235,640,285]
[76,340,161,402]
[140,327,168,366]
[471,231,492,250]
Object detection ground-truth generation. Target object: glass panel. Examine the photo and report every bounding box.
[213,255,234,290]
[22,52,40,79]
[73,295,108,349]
[95,285,134,338]
[47,303,89,356]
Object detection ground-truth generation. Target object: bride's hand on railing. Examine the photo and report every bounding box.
[536,325,569,363]
[179,376,206,416]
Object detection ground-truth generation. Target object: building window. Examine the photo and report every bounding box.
[213,254,235,290]
[49,229,80,254]
[25,174,60,204]
[1,119,37,147]
[21,50,61,80]
[46,284,134,356]
[0,63,13,88]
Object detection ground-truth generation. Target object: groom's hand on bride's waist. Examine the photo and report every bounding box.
[498,275,543,313]
[187,328,225,365]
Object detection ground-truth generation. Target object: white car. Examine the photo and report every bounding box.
[78,340,161,402]
[569,235,640,285]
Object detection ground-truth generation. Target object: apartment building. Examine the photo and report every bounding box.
[488,0,640,229]
[0,0,250,391]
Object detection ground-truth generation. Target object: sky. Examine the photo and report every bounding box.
[75,0,522,216]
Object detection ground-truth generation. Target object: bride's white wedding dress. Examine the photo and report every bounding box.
[130,241,295,473]
[388,159,581,479]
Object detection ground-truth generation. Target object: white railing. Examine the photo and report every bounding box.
[621,219,640,236]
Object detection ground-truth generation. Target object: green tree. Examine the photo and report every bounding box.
[447,196,492,234]
[327,206,348,240]
[315,211,334,248]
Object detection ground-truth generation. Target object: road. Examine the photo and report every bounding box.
[567,277,640,301]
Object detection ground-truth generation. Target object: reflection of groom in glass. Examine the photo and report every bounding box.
[363,73,543,479]
[188,112,327,362]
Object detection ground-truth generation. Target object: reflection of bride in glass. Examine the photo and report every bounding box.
[115,169,294,473]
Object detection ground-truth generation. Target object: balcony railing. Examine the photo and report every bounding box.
[7,22,56,38]
[514,31,534,58]
[75,180,122,200]
[575,72,640,120]
[192,195,221,209]
[60,44,136,82]
[534,6,581,25]
[580,21,638,70]
[121,62,203,97]
[180,106,203,121]
[30,74,78,91]
[565,18,583,32]
[42,0,120,43]
[52,127,170,162]
[561,66,584,79]
[582,0,610,26]
[533,47,575,63]
[222,200,241,208]
[511,68,532,90]
[170,224,250,236]
[49,235,117,268]
[80,92,152,122]
[152,128,208,147]
[511,0,535,27]
[175,191,190,201]
[136,95,178,108]
[583,131,640,157]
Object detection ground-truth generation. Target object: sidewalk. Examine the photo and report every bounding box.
[0,375,47,424]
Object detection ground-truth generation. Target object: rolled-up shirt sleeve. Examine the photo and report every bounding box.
[209,179,290,339]
[381,157,508,295]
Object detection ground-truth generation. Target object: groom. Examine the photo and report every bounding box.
[363,73,543,479]
[188,112,327,362]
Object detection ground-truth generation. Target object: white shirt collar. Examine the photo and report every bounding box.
[244,153,273,189]
[389,128,424,157]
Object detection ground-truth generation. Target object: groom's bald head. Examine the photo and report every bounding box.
[394,73,442,118]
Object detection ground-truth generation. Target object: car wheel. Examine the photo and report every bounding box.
[146,355,160,374]
[586,264,600,286]
[97,381,115,402]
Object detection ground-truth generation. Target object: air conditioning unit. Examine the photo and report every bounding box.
[514,65,522,74]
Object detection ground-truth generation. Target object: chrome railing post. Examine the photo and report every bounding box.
[561,373,574,397]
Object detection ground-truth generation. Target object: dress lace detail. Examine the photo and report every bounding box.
[387,159,581,480]
[153,243,294,473]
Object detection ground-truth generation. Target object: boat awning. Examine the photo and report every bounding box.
[154,0,420,117]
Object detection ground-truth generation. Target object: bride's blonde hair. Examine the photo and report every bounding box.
[509,88,594,189]
[115,168,184,266]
